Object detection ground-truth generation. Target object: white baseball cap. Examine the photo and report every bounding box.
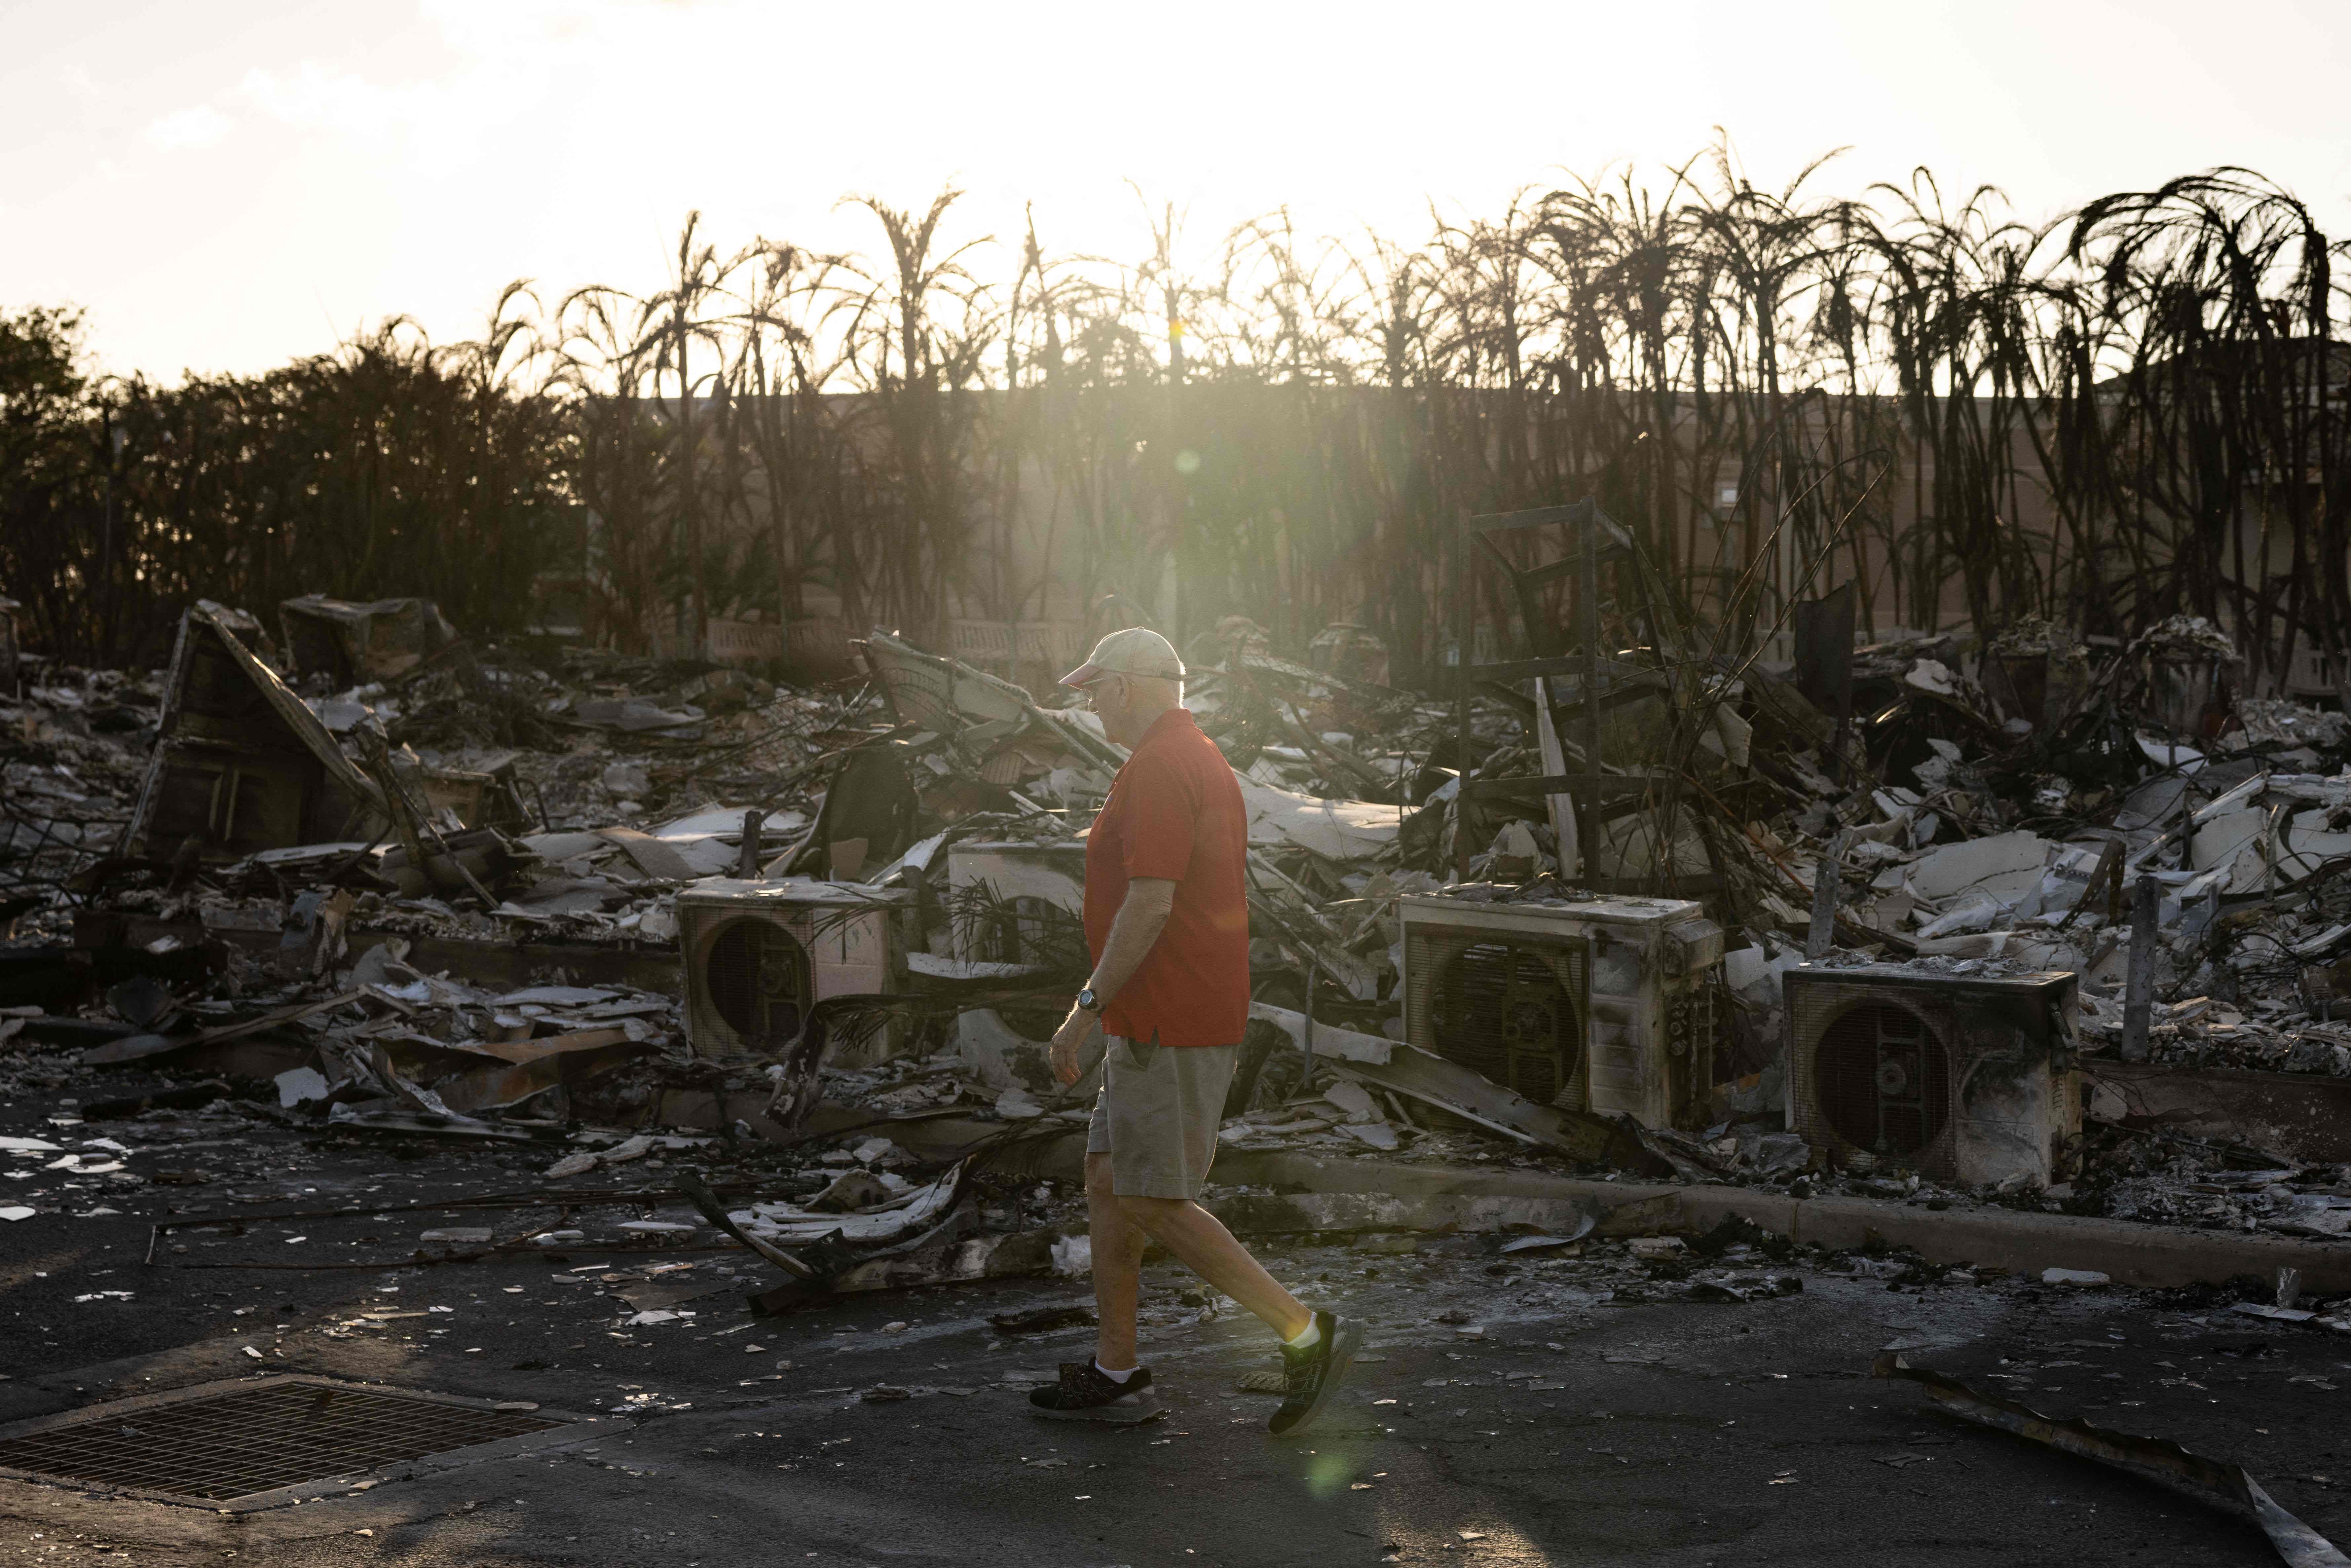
[1058,626,1185,687]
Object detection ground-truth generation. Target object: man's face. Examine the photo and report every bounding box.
[1079,673,1138,740]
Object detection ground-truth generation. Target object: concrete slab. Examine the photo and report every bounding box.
[1214,1152,2351,1291]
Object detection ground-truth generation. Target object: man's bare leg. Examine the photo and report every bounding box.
[1085,1153,1151,1369]
[1115,1192,1313,1341]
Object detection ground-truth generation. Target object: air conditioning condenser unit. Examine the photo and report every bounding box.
[1784,964,2080,1187]
[1398,893,1724,1129]
[675,878,915,1070]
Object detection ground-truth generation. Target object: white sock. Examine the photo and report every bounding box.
[1094,1360,1138,1384]
[1283,1317,1321,1351]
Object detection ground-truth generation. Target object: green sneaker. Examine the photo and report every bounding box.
[1268,1311,1362,1437]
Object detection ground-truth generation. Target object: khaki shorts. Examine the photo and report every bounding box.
[1086,1035,1237,1200]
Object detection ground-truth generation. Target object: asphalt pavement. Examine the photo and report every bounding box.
[2,1111,2345,1565]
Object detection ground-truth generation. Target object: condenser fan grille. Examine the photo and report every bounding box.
[702,918,811,1050]
[872,661,959,733]
[1428,941,1582,1105]
[1814,1000,1950,1157]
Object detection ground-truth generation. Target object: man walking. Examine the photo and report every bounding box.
[1029,627,1360,1436]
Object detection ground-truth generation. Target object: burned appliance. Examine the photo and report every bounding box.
[675,878,914,1069]
[277,595,461,686]
[943,841,1089,1089]
[124,606,389,864]
[1784,964,2081,1187]
[1398,893,1724,1129]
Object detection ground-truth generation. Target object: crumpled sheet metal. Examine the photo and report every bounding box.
[1237,777,1399,859]
[1246,1001,1670,1174]
[1244,1002,1393,1064]
[730,1168,963,1245]
[1874,1353,2348,1568]
[123,604,390,864]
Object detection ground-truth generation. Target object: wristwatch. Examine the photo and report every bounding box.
[1075,986,1102,1014]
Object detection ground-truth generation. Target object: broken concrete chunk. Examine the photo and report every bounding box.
[2039,1268,2110,1287]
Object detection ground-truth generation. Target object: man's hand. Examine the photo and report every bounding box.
[1052,879,1170,1088]
[1049,1004,1098,1086]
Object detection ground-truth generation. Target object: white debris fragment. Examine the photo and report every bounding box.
[1904,659,1957,696]
[546,1133,656,1180]
[276,1066,330,1107]
[1050,1235,1093,1278]
[1907,830,2051,904]
[600,761,651,798]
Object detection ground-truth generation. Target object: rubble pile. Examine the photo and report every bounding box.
[7,560,2351,1310]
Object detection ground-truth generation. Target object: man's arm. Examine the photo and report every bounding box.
[1050,877,1175,1085]
[1085,877,1175,1005]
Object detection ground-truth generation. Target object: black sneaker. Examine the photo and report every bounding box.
[1268,1310,1362,1436]
[1028,1361,1163,1424]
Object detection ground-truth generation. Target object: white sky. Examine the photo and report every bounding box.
[7,0,2350,379]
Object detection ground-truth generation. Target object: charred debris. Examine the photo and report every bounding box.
[6,535,2351,1309]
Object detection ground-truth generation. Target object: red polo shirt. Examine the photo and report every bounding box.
[1083,707,1251,1046]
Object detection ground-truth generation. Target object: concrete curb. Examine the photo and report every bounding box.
[1211,1150,2351,1292]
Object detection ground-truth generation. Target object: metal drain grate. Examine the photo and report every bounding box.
[0,1378,566,1503]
